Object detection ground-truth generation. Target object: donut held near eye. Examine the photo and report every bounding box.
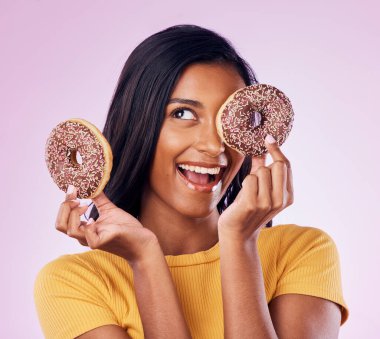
[45,118,113,199]
[216,84,295,156]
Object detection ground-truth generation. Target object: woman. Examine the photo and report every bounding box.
[34,24,349,338]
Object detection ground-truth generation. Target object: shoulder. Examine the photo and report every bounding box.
[266,223,342,273]
[34,250,133,339]
[36,250,114,279]
[260,223,334,238]
[257,224,340,279]
[34,251,101,300]
[34,249,133,302]
[261,224,349,325]
[259,223,338,253]
[36,249,132,277]
[259,224,342,275]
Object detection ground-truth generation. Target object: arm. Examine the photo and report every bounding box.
[55,188,191,339]
[75,240,191,339]
[218,231,277,338]
[218,232,341,339]
[130,239,192,339]
[268,294,341,338]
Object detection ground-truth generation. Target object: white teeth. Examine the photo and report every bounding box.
[178,164,221,175]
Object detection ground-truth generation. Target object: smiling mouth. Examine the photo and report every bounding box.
[176,165,226,193]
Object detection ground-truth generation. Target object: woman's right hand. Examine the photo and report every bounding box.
[55,185,159,266]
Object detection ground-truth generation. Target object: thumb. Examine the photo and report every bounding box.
[91,191,115,213]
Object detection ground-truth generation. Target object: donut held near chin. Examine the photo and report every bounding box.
[216,83,294,156]
[45,118,113,199]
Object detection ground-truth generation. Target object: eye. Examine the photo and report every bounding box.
[171,107,196,120]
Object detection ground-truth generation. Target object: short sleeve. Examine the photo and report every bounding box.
[34,255,119,339]
[273,226,349,325]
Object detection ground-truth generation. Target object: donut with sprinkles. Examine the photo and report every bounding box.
[45,118,113,199]
[216,84,294,156]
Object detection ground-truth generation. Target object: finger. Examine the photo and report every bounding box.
[239,174,258,208]
[286,166,294,205]
[83,219,101,249]
[255,167,272,211]
[55,200,81,233]
[251,154,266,174]
[76,221,89,246]
[264,134,291,168]
[67,204,90,237]
[270,161,287,210]
[252,165,281,229]
[65,184,78,202]
[91,191,115,213]
[266,148,293,202]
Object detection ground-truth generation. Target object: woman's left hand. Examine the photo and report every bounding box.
[218,134,294,241]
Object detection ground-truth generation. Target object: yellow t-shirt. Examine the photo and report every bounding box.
[34,224,349,339]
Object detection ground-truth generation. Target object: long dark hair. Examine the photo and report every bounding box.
[89,24,272,227]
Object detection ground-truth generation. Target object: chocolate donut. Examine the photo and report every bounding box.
[45,118,113,199]
[216,84,294,156]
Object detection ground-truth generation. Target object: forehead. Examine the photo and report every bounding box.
[170,63,246,101]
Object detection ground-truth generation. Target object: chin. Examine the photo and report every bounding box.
[174,200,219,219]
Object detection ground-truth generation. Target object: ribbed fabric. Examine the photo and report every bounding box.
[34,224,349,339]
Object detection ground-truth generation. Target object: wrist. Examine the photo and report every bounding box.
[218,224,260,244]
[129,237,164,270]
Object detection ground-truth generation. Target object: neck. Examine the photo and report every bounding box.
[139,192,220,256]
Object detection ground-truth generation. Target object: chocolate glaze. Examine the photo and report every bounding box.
[220,84,294,156]
[45,120,106,198]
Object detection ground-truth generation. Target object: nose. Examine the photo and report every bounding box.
[194,117,225,157]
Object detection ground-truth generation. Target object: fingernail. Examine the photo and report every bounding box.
[265,134,276,144]
[86,218,94,225]
[66,185,75,195]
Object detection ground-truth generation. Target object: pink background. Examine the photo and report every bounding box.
[1,1,378,337]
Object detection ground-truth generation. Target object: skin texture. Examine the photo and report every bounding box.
[55,63,342,338]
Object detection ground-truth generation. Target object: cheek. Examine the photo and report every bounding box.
[150,128,189,178]
[222,151,245,190]
[160,131,184,154]
[155,125,192,161]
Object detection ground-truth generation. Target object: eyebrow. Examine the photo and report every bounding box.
[167,98,205,109]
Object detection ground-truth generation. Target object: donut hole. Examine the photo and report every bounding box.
[75,151,83,165]
[250,111,262,129]
[68,149,83,166]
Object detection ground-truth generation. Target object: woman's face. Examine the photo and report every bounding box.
[144,62,246,218]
